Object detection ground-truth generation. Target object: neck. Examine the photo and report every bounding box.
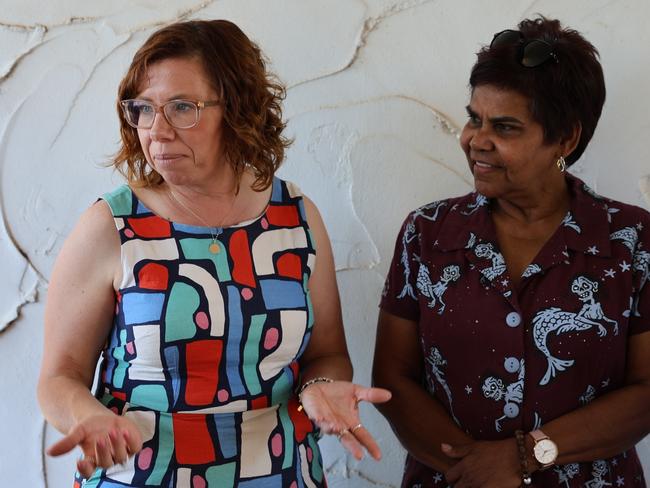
[493,176,570,224]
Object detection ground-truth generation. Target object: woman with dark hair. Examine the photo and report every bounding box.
[37,19,390,487]
[374,16,650,487]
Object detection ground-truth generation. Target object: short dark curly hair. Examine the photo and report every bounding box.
[113,19,291,190]
[469,16,606,166]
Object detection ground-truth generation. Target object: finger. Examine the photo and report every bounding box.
[338,431,365,460]
[109,429,128,464]
[354,387,392,405]
[441,442,467,459]
[95,436,113,468]
[122,428,141,455]
[47,426,85,456]
[352,426,383,460]
[76,457,96,480]
[444,464,461,484]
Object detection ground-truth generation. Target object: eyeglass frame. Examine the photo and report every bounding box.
[119,99,221,130]
[490,29,558,68]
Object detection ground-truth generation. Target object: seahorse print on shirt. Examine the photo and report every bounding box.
[416,262,461,315]
[397,218,418,300]
[424,344,460,425]
[533,276,619,386]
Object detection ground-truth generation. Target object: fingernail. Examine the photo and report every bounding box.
[441,443,452,452]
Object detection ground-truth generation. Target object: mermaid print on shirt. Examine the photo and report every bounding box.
[533,276,618,386]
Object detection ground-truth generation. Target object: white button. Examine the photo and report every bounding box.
[504,357,520,373]
[504,403,520,418]
[506,312,521,327]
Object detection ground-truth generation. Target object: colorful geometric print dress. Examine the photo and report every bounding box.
[75,177,325,488]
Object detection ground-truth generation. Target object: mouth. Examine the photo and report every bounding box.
[154,154,184,163]
[472,160,501,170]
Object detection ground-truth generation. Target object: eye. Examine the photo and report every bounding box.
[137,103,154,114]
[494,123,515,133]
[172,101,194,112]
[467,114,480,126]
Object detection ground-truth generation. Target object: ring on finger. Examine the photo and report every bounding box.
[350,423,363,434]
[336,428,350,441]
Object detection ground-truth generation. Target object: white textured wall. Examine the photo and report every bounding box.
[1,1,649,486]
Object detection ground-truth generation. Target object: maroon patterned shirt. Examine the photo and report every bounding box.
[380,174,650,487]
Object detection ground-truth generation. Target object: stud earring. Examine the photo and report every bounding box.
[556,156,567,173]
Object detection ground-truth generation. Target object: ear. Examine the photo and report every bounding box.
[559,122,582,158]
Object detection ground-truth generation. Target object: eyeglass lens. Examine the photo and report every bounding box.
[123,100,198,129]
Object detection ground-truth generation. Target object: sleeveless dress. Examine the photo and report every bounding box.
[75,177,325,488]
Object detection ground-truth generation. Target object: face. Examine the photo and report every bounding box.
[459,84,563,200]
[135,57,225,187]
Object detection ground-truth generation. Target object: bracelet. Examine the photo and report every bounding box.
[515,430,532,486]
[296,377,334,411]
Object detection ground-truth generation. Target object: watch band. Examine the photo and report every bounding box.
[529,429,549,443]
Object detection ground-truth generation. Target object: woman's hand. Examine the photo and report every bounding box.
[46,412,143,479]
[442,438,523,488]
[299,381,391,460]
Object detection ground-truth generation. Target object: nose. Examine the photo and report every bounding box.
[149,109,175,141]
[468,125,493,152]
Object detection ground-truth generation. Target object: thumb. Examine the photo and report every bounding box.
[441,442,469,459]
[356,387,392,404]
[47,426,85,456]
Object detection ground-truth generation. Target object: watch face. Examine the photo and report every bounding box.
[534,439,559,465]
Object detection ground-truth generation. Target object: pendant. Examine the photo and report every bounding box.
[209,242,220,254]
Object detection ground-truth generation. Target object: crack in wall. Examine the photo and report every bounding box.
[49,34,133,149]
[0,24,46,83]
[288,94,461,137]
[287,0,435,90]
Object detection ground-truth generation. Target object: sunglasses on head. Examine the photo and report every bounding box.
[490,29,558,68]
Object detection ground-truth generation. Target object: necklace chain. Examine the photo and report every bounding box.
[168,188,237,253]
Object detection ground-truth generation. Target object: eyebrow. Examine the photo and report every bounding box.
[136,94,196,102]
[465,105,524,125]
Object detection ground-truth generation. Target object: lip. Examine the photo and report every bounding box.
[472,160,503,174]
[154,153,185,162]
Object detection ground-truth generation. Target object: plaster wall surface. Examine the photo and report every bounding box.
[1,1,649,486]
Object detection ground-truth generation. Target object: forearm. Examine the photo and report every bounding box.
[539,383,650,466]
[300,353,353,383]
[38,374,113,434]
[375,374,472,472]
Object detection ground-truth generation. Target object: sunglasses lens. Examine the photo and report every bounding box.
[521,40,554,67]
[490,29,522,49]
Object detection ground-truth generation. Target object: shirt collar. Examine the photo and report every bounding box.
[435,173,612,257]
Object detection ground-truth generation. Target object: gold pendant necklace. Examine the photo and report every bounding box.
[168,188,237,254]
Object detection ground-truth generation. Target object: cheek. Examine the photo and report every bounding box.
[459,127,471,153]
[137,130,150,155]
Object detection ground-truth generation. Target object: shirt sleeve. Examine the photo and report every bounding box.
[379,212,420,321]
[628,223,650,335]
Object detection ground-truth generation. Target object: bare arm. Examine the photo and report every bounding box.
[372,309,472,472]
[443,331,650,487]
[37,201,141,477]
[298,195,352,382]
[297,196,391,460]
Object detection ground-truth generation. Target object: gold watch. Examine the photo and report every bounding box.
[529,429,558,470]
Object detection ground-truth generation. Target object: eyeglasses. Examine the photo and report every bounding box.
[120,99,220,129]
[490,29,558,68]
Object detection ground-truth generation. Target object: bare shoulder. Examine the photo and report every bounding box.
[53,199,121,289]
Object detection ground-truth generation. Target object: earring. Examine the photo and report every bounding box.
[556,156,567,173]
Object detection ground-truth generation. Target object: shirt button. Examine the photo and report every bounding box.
[506,311,521,328]
[504,357,520,373]
[504,403,520,418]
